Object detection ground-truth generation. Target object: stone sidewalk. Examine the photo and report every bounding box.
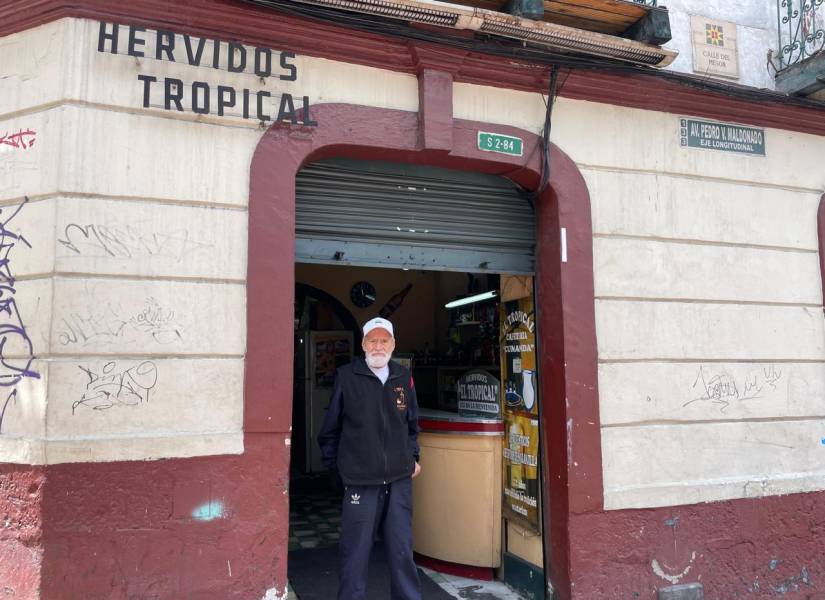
[286,569,530,599]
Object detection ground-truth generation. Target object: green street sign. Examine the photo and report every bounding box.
[680,118,765,156]
[478,131,523,157]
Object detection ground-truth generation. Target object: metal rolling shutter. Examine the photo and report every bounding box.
[295,158,535,274]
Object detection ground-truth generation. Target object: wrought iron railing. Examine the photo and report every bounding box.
[777,0,825,69]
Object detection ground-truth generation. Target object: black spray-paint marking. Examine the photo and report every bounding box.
[73,360,158,414]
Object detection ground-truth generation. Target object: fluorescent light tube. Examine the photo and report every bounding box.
[445,290,497,308]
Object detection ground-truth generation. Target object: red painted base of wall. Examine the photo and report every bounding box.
[570,491,825,599]
[0,464,44,599]
[0,433,290,600]
[5,462,822,599]
[3,444,825,600]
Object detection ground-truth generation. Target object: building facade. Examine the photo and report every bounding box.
[1,1,825,598]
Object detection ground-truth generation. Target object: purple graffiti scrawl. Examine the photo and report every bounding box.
[0,197,41,434]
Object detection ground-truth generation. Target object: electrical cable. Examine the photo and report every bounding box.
[530,66,558,203]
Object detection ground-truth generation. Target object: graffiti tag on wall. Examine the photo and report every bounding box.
[684,364,783,413]
[73,360,158,413]
[58,297,183,347]
[0,130,36,151]
[58,222,213,262]
[0,197,41,434]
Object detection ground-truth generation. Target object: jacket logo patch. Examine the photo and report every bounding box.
[350,493,360,505]
[394,387,407,411]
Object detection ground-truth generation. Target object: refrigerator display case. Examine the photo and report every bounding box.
[301,330,353,473]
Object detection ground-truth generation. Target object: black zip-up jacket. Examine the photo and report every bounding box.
[317,357,420,485]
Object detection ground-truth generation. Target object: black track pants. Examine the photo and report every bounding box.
[338,478,421,600]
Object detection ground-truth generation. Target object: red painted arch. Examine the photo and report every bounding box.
[245,103,602,598]
[818,194,825,309]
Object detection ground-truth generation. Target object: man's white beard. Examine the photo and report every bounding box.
[366,351,392,368]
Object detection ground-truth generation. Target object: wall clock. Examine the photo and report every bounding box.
[350,281,377,308]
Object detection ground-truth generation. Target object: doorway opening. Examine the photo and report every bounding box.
[287,159,545,599]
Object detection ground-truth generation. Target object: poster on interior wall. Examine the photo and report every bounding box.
[500,292,541,532]
[314,333,352,387]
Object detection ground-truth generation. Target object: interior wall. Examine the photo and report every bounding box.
[434,272,474,355]
[295,263,438,354]
[295,264,499,359]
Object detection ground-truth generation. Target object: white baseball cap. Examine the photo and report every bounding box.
[362,317,394,337]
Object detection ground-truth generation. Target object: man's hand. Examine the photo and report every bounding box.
[327,467,343,494]
[412,461,421,478]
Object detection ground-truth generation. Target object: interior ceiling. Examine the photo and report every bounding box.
[446,0,650,35]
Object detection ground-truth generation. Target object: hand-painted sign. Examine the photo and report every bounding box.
[478,132,523,157]
[680,118,765,156]
[97,22,317,126]
[457,370,500,418]
[500,294,541,532]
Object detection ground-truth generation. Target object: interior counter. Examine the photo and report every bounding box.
[412,409,503,568]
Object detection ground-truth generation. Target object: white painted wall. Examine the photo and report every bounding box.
[4,16,825,516]
[455,84,825,509]
[0,17,418,464]
[660,0,778,89]
[559,96,825,509]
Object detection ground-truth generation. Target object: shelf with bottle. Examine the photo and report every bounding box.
[379,283,412,319]
[446,300,499,367]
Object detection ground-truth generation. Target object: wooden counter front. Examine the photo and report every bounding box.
[412,411,503,568]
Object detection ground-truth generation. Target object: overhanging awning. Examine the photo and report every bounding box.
[449,0,658,36]
[284,0,677,66]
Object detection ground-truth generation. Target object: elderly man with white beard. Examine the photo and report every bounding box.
[317,317,422,600]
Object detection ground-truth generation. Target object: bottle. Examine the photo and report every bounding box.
[379,283,412,319]
[522,370,536,411]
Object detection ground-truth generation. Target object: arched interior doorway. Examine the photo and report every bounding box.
[292,283,360,477]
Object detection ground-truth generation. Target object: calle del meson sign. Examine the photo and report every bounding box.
[97,22,318,126]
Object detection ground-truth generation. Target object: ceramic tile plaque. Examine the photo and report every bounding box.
[691,16,739,79]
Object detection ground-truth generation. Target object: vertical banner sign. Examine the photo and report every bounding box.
[500,296,540,531]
